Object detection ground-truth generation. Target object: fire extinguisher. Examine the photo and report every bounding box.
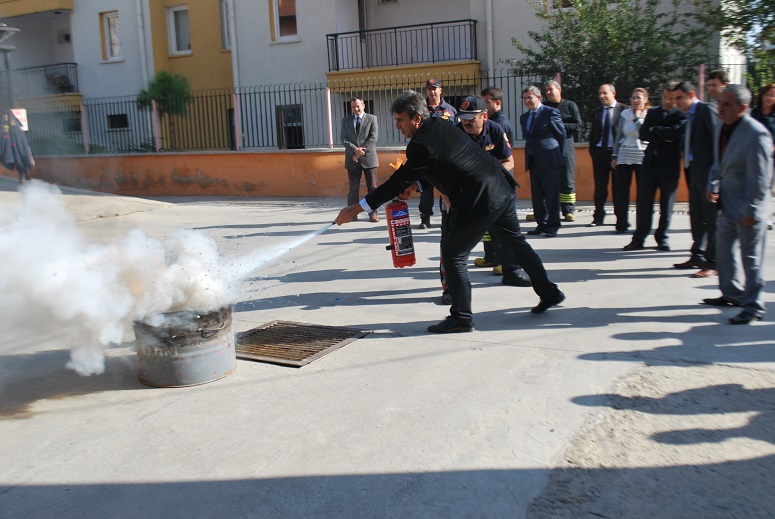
[384,198,416,268]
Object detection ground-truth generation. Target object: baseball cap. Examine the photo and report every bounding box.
[457,95,487,119]
[426,78,442,88]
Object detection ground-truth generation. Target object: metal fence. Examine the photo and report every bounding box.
[18,62,757,156]
[326,19,478,71]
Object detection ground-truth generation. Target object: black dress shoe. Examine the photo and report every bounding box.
[673,259,704,269]
[656,243,671,251]
[729,311,763,325]
[428,316,474,333]
[701,296,739,307]
[526,227,547,235]
[502,274,532,287]
[545,230,558,237]
[587,221,603,227]
[531,291,566,314]
[623,241,644,251]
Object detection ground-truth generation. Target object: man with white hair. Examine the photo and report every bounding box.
[702,85,773,324]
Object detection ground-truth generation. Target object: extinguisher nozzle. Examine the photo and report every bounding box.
[386,245,394,250]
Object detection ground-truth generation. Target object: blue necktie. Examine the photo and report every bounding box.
[527,111,536,133]
[355,116,361,134]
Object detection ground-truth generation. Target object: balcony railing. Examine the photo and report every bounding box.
[7,63,79,98]
[326,19,477,72]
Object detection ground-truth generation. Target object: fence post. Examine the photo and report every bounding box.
[326,86,334,149]
[697,63,705,102]
[80,102,89,154]
[232,92,242,151]
[151,99,161,152]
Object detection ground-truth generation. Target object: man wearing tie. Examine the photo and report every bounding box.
[671,81,719,276]
[520,85,566,237]
[703,85,773,324]
[341,97,380,222]
[588,84,628,227]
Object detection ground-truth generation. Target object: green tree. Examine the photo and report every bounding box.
[138,71,192,150]
[693,0,774,88]
[506,0,708,126]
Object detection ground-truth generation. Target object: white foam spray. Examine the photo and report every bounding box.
[0,182,244,375]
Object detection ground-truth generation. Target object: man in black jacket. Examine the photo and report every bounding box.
[623,83,687,251]
[336,91,565,333]
[544,80,582,221]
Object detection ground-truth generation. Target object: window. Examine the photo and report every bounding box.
[100,11,121,61]
[220,0,231,50]
[277,104,304,149]
[107,114,130,130]
[62,115,82,133]
[167,5,191,56]
[272,0,298,41]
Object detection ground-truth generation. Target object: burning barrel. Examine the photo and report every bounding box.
[134,306,236,387]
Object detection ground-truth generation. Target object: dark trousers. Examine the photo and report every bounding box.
[686,163,717,267]
[612,163,640,232]
[632,166,678,246]
[590,147,614,223]
[419,180,435,216]
[528,158,562,232]
[560,140,576,215]
[442,195,560,325]
[347,165,378,216]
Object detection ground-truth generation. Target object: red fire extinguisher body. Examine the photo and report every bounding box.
[384,199,416,268]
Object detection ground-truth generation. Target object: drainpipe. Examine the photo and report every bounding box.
[485,0,494,76]
[136,0,150,85]
[228,0,240,89]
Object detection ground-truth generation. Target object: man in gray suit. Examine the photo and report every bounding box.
[702,85,773,324]
[671,81,719,276]
[341,97,380,222]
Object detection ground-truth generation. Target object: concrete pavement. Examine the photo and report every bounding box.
[1,176,773,518]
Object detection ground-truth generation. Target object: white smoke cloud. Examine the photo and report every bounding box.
[0,181,239,376]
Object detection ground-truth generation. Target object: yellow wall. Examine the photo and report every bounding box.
[11,148,690,204]
[149,0,232,91]
[0,0,72,18]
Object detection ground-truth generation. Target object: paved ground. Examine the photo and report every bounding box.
[1,176,773,518]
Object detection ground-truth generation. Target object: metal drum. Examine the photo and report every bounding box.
[134,306,236,387]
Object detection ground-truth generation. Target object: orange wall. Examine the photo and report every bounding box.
[9,148,689,202]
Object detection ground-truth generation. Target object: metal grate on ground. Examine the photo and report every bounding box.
[236,321,370,367]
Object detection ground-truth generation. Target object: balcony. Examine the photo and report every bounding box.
[8,63,79,98]
[326,19,477,72]
[0,0,73,18]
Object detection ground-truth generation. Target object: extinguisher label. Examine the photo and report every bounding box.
[391,207,409,218]
[391,219,414,256]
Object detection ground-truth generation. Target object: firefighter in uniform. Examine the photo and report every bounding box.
[418,78,457,229]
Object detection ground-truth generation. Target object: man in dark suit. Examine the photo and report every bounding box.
[588,83,628,226]
[520,85,566,237]
[335,90,565,333]
[671,81,719,276]
[341,97,380,222]
[623,82,687,251]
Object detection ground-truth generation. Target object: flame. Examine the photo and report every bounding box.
[389,157,404,170]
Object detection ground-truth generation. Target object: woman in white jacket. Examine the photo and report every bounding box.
[611,88,650,233]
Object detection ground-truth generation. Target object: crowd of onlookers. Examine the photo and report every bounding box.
[339,71,774,330]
